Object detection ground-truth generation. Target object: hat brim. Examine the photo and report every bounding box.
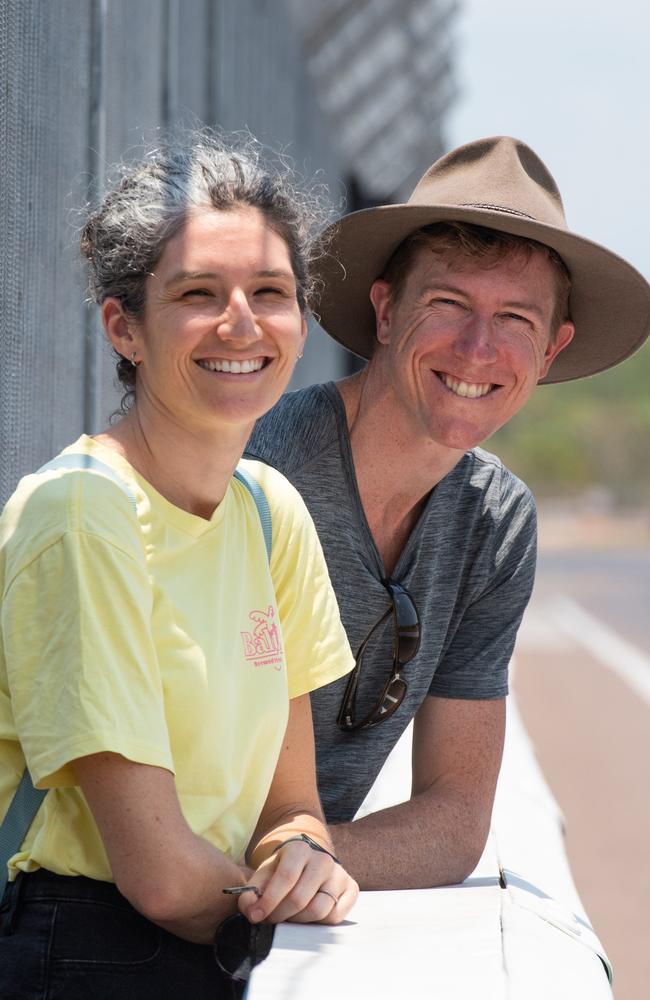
[315,204,650,384]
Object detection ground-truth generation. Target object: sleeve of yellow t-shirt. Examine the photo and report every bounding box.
[3,527,173,789]
[241,461,355,700]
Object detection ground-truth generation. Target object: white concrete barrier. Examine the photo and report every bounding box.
[248,695,612,999]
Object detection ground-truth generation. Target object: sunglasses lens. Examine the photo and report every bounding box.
[392,588,418,627]
[390,588,420,662]
[337,582,420,731]
[376,676,407,721]
[396,625,419,662]
[213,914,274,981]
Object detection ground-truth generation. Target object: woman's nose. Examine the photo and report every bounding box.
[217,288,262,342]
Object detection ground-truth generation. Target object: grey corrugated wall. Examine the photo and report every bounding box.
[0,0,348,506]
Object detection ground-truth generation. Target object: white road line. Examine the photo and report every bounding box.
[516,606,574,651]
[550,594,650,706]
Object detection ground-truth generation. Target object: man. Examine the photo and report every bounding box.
[247,136,650,889]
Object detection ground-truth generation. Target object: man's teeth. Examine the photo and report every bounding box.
[197,358,265,374]
[439,373,493,398]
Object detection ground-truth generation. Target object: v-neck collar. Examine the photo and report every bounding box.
[321,382,442,582]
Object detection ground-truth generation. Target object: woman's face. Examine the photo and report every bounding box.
[120,206,306,437]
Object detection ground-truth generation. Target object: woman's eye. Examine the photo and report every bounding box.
[255,286,286,297]
[182,288,211,298]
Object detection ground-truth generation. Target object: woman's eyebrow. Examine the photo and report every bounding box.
[164,270,218,287]
[255,269,296,282]
[164,268,295,287]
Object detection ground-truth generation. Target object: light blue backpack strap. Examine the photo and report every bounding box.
[36,453,137,515]
[0,771,46,895]
[233,467,272,562]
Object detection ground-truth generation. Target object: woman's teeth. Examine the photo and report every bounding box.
[197,358,265,374]
[438,372,493,398]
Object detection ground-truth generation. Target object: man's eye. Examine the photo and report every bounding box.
[182,288,211,297]
[503,312,530,325]
[255,286,287,296]
[431,297,462,308]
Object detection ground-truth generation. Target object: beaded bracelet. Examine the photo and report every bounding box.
[271,832,341,865]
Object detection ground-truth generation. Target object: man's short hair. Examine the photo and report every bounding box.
[381,221,572,341]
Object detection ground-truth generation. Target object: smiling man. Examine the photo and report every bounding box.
[246,136,650,889]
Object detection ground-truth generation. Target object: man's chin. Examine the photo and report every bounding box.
[425,423,497,454]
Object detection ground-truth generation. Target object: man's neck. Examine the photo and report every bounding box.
[336,370,464,574]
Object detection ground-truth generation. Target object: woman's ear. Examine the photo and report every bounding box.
[298,315,308,357]
[102,298,141,363]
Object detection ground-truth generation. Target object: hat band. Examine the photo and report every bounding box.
[460,202,537,220]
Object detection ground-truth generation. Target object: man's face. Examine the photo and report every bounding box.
[369,246,574,452]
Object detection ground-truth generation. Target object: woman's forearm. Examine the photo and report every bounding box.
[142,836,246,943]
[246,694,333,869]
[73,752,247,943]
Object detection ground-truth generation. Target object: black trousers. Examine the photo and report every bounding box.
[0,869,244,1000]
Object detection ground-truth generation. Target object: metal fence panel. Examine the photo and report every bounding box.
[1,0,352,505]
[1,0,92,502]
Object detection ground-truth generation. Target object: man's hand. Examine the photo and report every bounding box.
[329,695,505,889]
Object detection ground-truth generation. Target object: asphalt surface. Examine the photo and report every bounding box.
[513,535,650,1000]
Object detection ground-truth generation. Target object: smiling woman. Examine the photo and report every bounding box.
[81,133,324,418]
[100,206,308,465]
[0,131,357,1000]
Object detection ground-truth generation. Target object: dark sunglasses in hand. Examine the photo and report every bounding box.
[337,579,420,732]
[213,913,274,984]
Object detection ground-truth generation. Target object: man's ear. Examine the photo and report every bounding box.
[102,298,141,361]
[369,279,393,345]
[539,321,575,379]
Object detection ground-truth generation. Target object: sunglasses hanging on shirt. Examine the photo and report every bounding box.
[337,579,421,732]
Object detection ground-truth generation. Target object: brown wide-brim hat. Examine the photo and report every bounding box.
[316,136,650,383]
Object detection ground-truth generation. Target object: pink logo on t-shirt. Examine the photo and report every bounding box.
[241,606,283,669]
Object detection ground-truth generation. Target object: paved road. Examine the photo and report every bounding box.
[514,544,650,1000]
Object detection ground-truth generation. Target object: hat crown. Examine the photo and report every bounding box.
[408,136,567,229]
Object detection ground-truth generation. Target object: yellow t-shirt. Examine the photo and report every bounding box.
[0,435,354,882]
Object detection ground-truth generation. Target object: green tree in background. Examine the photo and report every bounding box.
[487,342,650,506]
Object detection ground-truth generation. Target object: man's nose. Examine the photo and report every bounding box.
[452,314,498,363]
[217,288,262,342]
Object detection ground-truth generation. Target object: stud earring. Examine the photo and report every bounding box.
[297,350,304,360]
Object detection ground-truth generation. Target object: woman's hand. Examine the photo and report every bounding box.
[237,839,358,925]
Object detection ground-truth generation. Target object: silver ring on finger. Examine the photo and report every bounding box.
[316,888,339,904]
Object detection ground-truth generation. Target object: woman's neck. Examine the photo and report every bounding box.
[96,405,252,520]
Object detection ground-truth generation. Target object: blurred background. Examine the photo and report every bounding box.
[453,0,650,518]
[1,2,648,997]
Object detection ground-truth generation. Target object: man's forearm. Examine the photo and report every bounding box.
[330,788,489,890]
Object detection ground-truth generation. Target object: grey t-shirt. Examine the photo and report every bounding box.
[247,383,537,823]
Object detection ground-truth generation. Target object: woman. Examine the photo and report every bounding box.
[0,132,357,999]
